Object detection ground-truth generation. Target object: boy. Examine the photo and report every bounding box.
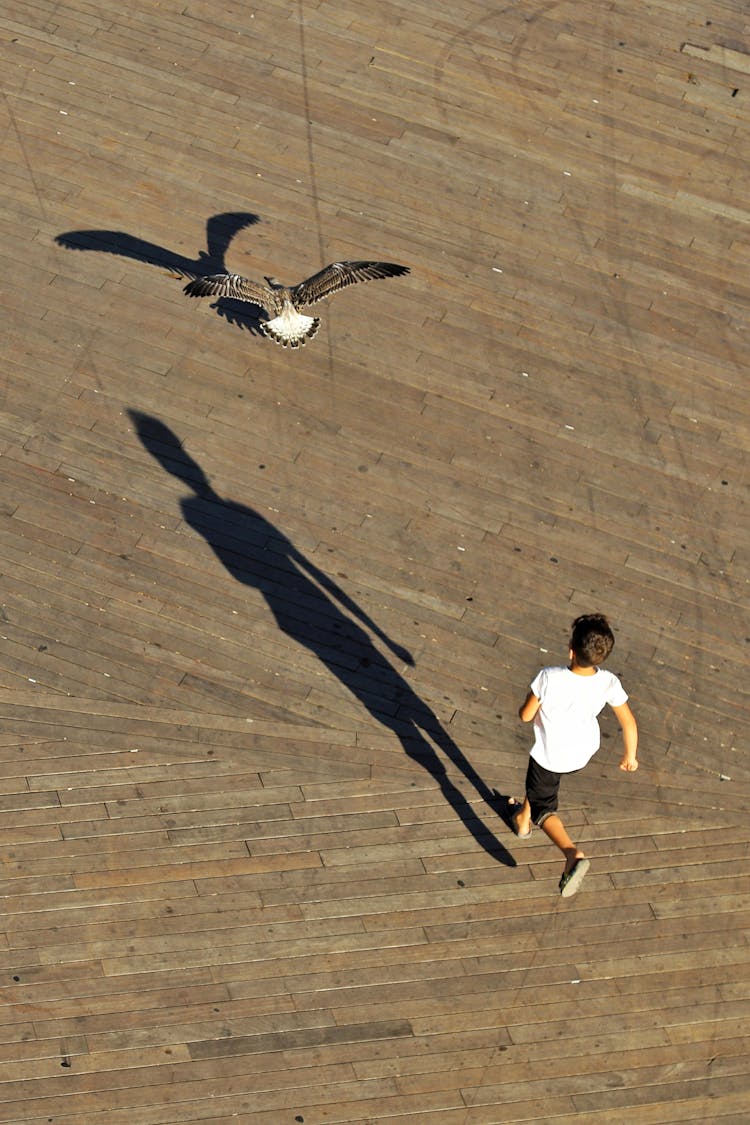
[510,613,638,897]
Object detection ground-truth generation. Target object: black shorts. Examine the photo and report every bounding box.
[525,757,567,826]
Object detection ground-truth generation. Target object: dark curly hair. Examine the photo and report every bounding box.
[570,613,615,667]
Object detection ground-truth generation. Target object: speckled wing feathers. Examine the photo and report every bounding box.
[183,274,277,313]
[291,261,410,308]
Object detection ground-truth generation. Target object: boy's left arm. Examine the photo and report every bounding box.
[612,701,639,771]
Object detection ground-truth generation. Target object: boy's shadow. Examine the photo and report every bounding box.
[55,212,265,335]
[130,410,514,866]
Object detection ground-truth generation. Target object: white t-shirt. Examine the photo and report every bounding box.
[528,665,628,773]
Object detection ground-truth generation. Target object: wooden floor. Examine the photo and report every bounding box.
[1,0,749,1121]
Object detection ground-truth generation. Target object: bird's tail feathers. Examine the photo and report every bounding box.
[262,313,320,348]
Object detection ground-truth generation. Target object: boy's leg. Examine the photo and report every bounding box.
[544,813,590,896]
[520,758,560,838]
[510,757,552,838]
[517,759,590,895]
[539,811,590,896]
[538,813,585,872]
[509,796,532,838]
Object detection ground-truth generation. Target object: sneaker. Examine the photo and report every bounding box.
[558,858,590,897]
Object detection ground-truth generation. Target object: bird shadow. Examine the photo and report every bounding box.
[129,408,516,867]
[55,211,266,336]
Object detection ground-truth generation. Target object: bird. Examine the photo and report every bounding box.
[183,260,410,348]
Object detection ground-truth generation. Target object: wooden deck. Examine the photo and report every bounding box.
[1,0,749,1121]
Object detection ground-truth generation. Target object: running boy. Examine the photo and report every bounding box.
[510,613,638,897]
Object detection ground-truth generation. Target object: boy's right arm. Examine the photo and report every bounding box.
[519,691,540,722]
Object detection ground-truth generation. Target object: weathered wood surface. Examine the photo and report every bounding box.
[0,0,748,1121]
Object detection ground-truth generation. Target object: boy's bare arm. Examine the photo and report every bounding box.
[519,691,541,722]
[612,701,639,771]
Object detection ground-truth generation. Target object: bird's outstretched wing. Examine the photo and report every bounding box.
[291,261,409,308]
[184,273,275,313]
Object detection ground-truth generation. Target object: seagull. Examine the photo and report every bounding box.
[183,260,410,348]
